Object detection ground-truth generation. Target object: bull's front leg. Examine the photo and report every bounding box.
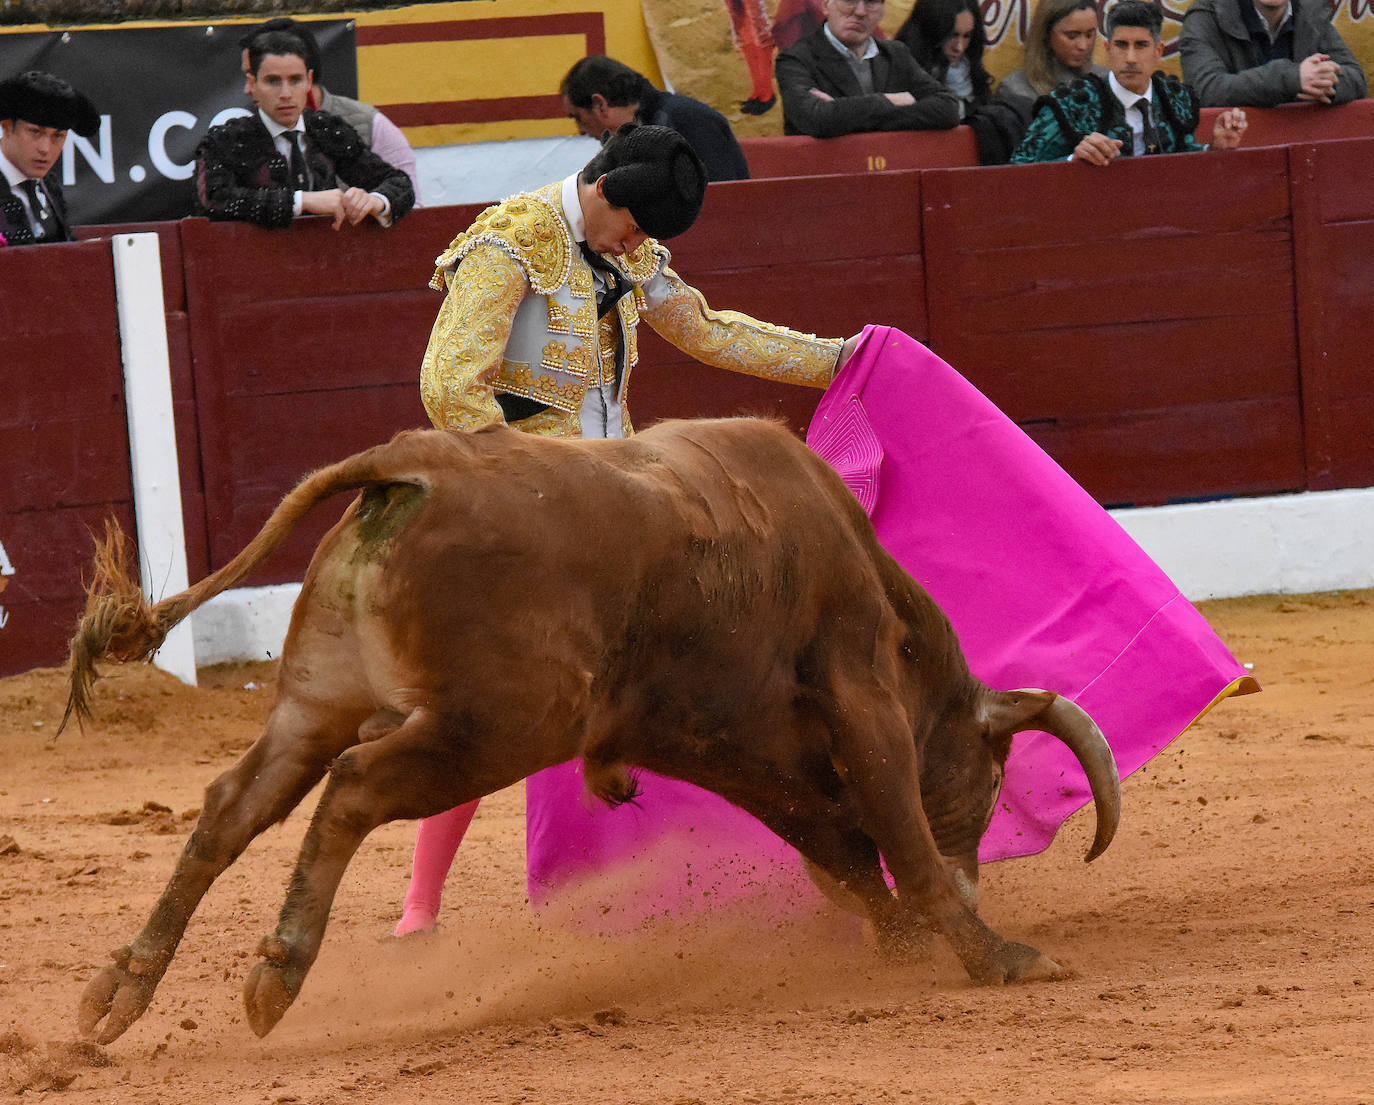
[78,701,360,1043]
[829,698,1061,985]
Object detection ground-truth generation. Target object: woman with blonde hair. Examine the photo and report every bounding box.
[993,0,1108,123]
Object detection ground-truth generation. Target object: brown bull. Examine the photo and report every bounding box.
[63,417,1119,1043]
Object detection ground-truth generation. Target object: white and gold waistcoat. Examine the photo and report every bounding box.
[419,180,843,439]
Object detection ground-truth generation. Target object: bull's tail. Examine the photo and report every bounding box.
[61,436,434,733]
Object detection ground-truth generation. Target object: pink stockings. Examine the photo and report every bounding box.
[393,799,480,936]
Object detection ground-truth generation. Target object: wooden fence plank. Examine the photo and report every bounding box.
[0,239,134,676]
[921,147,1304,504]
[1290,137,1374,490]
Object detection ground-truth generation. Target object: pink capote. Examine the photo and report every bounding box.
[524,326,1257,924]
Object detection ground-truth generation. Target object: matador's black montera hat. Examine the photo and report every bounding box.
[593,122,707,241]
[0,71,100,137]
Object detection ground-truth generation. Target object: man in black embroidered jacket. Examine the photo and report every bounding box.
[1012,0,1249,165]
[0,71,99,246]
[194,30,413,230]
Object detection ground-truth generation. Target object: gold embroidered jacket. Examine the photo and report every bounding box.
[419,182,843,437]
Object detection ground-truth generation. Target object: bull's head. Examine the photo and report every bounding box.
[921,688,1119,906]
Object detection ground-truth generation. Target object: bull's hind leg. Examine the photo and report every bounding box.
[78,697,365,1044]
[825,682,1061,985]
[243,706,517,1037]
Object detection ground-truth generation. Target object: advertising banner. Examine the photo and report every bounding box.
[0,21,356,224]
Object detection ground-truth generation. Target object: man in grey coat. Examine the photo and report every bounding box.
[1178,0,1366,108]
[776,0,959,137]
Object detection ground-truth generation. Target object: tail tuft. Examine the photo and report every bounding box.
[60,520,164,735]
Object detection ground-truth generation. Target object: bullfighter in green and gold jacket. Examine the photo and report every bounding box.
[1011,70,1204,162]
[1011,0,1248,166]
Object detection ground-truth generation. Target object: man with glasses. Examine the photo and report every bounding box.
[776,0,960,137]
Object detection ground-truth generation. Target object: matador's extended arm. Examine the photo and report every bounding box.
[637,267,843,389]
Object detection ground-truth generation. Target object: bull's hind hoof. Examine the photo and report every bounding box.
[243,959,305,1037]
[77,950,161,1044]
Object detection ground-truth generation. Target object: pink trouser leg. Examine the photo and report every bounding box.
[393,800,480,936]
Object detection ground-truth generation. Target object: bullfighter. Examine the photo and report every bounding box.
[194,29,413,230]
[0,71,99,246]
[405,121,854,935]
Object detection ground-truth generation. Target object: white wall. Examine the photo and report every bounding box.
[414,135,599,208]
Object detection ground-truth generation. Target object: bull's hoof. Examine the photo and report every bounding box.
[974,941,1067,985]
[1007,947,1067,983]
[243,959,304,1038]
[77,950,160,1044]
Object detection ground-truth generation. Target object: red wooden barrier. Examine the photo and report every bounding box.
[740,127,980,179]
[633,171,926,432]
[6,125,1371,680]
[1197,98,1374,148]
[179,206,481,584]
[0,239,136,676]
[1288,136,1374,491]
[737,100,1374,182]
[921,147,1304,506]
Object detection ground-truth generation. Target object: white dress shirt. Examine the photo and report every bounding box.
[0,146,45,236]
[1108,72,1153,157]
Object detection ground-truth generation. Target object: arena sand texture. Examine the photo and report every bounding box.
[2,590,1372,1104]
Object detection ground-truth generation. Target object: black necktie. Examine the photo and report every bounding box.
[1137,97,1161,155]
[287,131,309,190]
[579,241,629,319]
[21,178,61,241]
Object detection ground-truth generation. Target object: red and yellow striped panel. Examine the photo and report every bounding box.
[356,0,665,146]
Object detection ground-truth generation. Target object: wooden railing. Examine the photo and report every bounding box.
[738,97,1374,178]
[3,130,1372,676]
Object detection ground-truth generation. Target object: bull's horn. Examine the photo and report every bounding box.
[995,689,1121,863]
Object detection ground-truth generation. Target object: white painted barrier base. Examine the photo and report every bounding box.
[186,485,1374,668]
[193,584,301,667]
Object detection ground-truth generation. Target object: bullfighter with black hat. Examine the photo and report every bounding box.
[400,120,859,937]
[0,70,99,245]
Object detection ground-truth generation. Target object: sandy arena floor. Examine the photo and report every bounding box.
[2,590,1372,1104]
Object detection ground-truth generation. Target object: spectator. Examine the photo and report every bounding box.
[239,18,420,201]
[895,0,992,120]
[776,0,960,137]
[993,0,1108,125]
[1012,0,1249,164]
[195,30,414,230]
[560,55,750,181]
[1178,0,1367,107]
[0,71,98,246]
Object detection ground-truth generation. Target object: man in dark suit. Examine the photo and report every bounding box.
[194,29,413,230]
[775,0,959,137]
[0,71,99,246]
[560,55,750,182]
